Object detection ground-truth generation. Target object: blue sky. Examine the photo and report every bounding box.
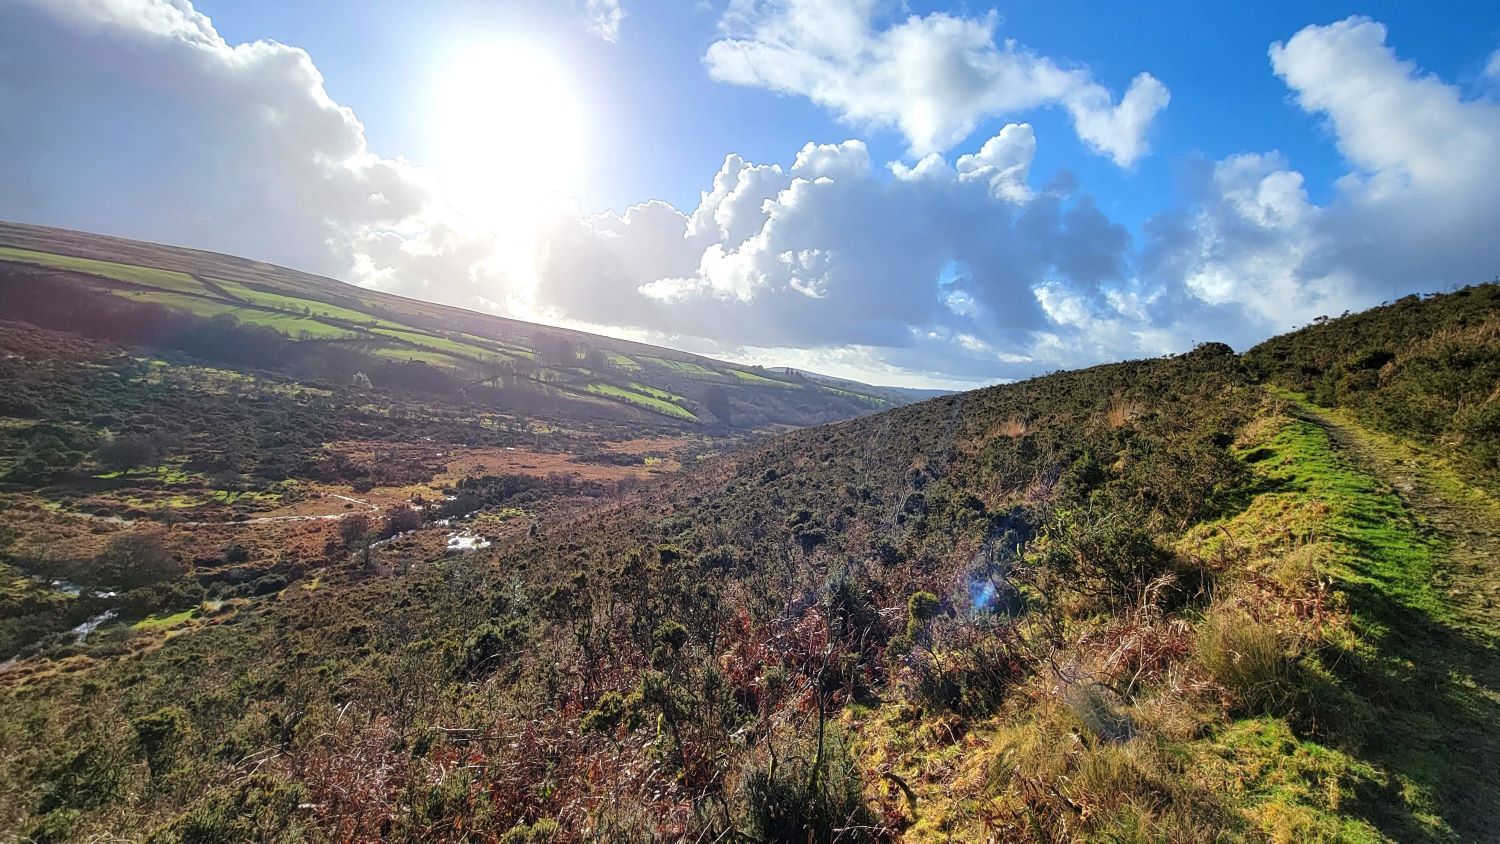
[193,0,1500,219]
[3,1,1500,387]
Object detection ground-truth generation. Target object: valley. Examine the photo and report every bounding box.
[0,228,1495,842]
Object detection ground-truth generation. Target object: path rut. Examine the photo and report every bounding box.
[1292,399,1500,841]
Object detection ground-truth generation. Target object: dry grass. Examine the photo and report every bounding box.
[1193,609,1295,715]
[995,416,1028,438]
[1106,396,1142,429]
[975,700,1230,841]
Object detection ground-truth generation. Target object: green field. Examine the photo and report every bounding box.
[369,327,504,361]
[0,237,913,427]
[640,356,720,377]
[583,382,698,420]
[726,367,798,388]
[211,279,403,328]
[0,246,205,294]
[625,381,685,403]
[368,346,470,367]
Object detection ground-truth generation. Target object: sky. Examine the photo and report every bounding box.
[2,1,1499,388]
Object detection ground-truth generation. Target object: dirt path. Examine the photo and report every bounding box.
[1290,399,1500,841]
[1300,401,1500,633]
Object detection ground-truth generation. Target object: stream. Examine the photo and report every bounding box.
[69,610,118,642]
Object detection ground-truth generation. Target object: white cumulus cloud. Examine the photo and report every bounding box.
[535,126,1151,377]
[1145,17,1500,333]
[704,0,1169,165]
[0,0,514,310]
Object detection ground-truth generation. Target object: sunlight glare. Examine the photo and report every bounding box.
[431,42,585,228]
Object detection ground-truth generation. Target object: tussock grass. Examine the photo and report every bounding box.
[1106,396,1141,429]
[1193,610,1295,715]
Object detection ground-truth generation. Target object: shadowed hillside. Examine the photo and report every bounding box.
[0,221,932,431]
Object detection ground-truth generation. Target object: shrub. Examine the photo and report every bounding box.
[907,591,940,627]
[149,773,308,843]
[96,530,184,590]
[581,690,627,735]
[36,739,131,814]
[26,808,82,844]
[460,619,527,679]
[250,573,288,596]
[907,618,1030,716]
[132,706,191,778]
[383,506,423,537]
[737,726,879,843]
[1045,514,1175,611]
[97,434,159,471]
[499,818,559,843]
[653,619,689,652]
[338,515,371,547]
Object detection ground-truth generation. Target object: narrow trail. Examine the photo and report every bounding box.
[1289,398,1500,841]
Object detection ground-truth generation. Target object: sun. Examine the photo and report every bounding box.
[430,42,585,226]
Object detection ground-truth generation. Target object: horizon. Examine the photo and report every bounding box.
[3,1,1499,389]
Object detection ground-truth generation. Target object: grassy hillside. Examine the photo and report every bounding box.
[1246,284,1499,486]
[0,273,1494,841]
[0,222,925,430]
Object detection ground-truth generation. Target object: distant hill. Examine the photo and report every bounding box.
[0,221,925,429]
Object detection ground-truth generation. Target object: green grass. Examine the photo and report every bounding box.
[727,368,798,388]
[111,289,228,317]
[581,382,698,421]
[0,247,205,294]
[639,356,720,377]
[368,346,470,368]
[228,309,360,339]
[94,464,198,484]
[817,384,882,404]
[211,279,403,327]
[1204,719,1385,842]
[624,381,685,403]
[369,327,501,361]
[1254,415,1445,623]
[105,288,362,339]
[1182,402,1496,840]
[131,609,196,632]
[210,490,281,504]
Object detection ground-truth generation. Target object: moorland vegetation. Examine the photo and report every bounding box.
[0,225,1495,842]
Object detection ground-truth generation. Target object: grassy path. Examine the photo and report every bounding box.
[1284,396,1500,841]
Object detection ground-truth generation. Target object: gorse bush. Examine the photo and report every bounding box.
[1042,511,1178,612]
[132,706,191,779]
[738,726,878,843]
[906,616,1031,716]
[460,618,527,679]
[149,773,309,843]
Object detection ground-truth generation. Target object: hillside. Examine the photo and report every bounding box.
[0,221,926,430]
[0,283,1495,841]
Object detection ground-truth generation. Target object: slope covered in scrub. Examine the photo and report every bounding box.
[0,286,1495,841]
